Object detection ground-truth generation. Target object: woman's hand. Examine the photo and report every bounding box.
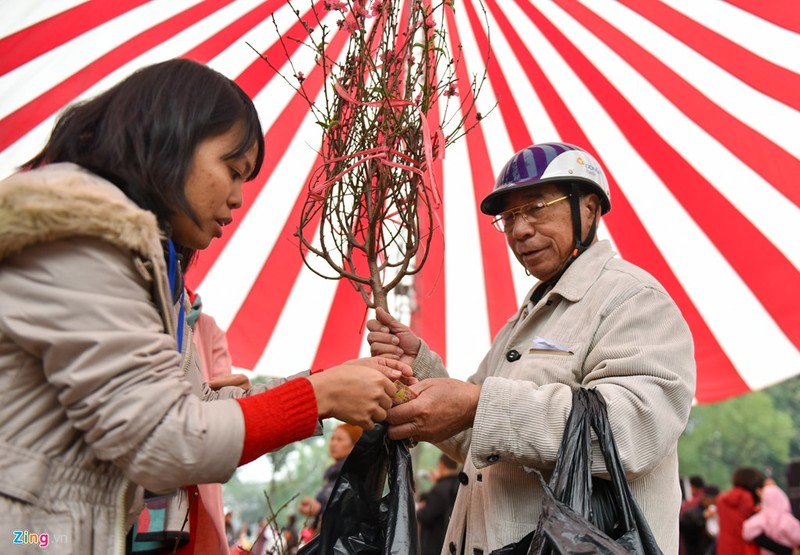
[344,356,417,386]
[307,362,398,429]
[297,496,321,517]
[207,374,251,391]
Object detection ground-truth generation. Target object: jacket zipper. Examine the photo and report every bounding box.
[181,339,193,377]
[114,479,131,555]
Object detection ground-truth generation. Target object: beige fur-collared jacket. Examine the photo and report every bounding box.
[0,163,258,554]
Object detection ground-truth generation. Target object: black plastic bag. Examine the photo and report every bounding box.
[491,388,662,555]
[299,422,419,555]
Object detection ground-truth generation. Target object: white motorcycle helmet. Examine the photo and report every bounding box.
[480,142,611,216]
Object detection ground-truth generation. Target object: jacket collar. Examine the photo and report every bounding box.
[546,240,615,302]
[519,240,615,311]
[0,163,164,264]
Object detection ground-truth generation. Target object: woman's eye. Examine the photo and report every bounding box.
[230,168,242,180]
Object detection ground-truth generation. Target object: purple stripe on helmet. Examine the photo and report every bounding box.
[504,143,571,187]
[531,145,548,183]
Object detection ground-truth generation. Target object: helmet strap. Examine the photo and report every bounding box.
[569,182,598,259]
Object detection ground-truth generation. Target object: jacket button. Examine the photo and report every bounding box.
[449,541,457,553]
[506,350,521,362]
[487,454,499,463]
[458,471,469,485]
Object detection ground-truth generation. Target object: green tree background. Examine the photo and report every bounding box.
[679,375,800,490]
[224,376,800,528]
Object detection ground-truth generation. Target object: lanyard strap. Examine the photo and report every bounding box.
[167,239,186,353]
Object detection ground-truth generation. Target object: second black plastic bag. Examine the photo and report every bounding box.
[299,422,419,555]
[491,388,663,555]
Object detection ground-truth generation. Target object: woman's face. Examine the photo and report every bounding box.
[170,124,259,250]
[329,427,355,461]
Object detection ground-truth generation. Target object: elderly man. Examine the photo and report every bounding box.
[368,142,695,554]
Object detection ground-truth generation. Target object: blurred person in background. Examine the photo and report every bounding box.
[716,467,765,555]
[680,484,719,555]
[743,481,800,555]
[417,453,460,555]
[298,423,363,535]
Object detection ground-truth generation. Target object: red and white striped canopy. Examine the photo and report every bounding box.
[2,0,798,404]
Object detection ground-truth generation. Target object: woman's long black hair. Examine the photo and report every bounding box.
[25,58,265,230]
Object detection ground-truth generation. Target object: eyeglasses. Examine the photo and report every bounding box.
[491,194,571,232]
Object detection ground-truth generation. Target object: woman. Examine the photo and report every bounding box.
[0,59,408,554]
[298,423,363,534]
[716,467,766,555]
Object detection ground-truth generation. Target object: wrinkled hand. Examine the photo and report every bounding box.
[344,356,417,386]
[207,374,251,391]
[366,308,421,366]
[386,378,481,443]
[307,363,398,429]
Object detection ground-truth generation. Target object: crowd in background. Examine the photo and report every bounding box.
[224,433,461,555]
[679,470,800,555]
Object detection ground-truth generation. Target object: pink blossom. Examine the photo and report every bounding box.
[326,0,347,10]
[353,0,370,16]
[425,15,435,27]
[341,13,360,32]
[443,83,458,97]
[370,0,384,16]
[296,71,306,83]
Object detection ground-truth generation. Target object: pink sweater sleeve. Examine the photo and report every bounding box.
[742,512,766,541]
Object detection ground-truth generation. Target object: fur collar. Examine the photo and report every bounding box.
[0,162,176,337]
[0,163,163,263]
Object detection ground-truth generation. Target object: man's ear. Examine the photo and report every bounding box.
[583,192,600,217]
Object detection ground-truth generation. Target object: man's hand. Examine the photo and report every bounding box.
[385,378,481,443]
[366,307,421,366]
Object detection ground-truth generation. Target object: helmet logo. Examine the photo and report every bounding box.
[576,156,600,176]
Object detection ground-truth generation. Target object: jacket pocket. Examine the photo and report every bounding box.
[1,505,74,554]
[528,348,573,356]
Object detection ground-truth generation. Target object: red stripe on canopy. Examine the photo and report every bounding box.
[0,0,150,76]
[188,0,334,284]
[0,0,234,152]
[723,0,800,34]
[445,5,518,338]
[529,1,800,351]
[560,0,800,207]
[619,0,800,111]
